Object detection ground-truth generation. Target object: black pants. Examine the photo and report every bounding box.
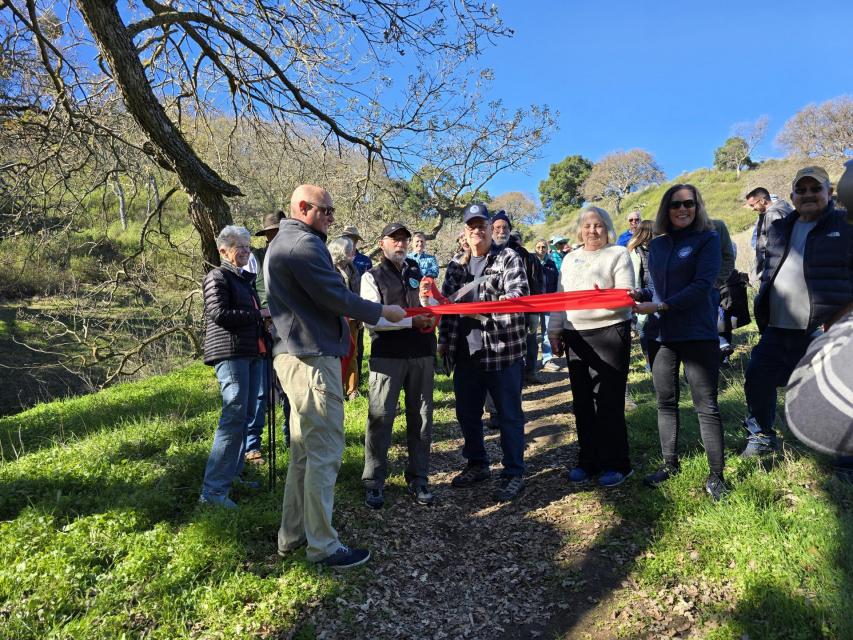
[563,321,632,474]
[648,340,724,476]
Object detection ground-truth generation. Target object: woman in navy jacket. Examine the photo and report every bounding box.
[631,184,727,501]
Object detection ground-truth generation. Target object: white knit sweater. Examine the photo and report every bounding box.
[549,244,635,331]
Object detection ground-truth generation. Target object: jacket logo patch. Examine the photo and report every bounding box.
[677,247,693,258]
[827,231,840,237]
[408,277,419,289]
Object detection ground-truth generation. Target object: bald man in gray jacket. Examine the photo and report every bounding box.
[265,184,405,569]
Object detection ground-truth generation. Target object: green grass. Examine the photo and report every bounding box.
[1,330,852,638]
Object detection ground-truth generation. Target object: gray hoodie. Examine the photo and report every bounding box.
[264,218,382,358]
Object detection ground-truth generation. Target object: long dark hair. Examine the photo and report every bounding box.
[653,184,713,235]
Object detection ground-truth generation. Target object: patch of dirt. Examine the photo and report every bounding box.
[302,362,697,640]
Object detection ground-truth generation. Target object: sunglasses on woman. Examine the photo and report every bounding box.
[668,199,696,210]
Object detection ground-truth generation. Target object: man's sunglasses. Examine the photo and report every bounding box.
[304,201,335,216]
[668,199,695,211]
[793,185,824,195]
[628,218,640,223]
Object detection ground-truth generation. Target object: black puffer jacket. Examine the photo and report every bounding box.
[754,202,853,333]
[203,262,265,365]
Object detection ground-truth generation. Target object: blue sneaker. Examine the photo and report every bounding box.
[199,493,238,509]
[566,468,591,483]
[598,470,634,487]
[364,486,384,509]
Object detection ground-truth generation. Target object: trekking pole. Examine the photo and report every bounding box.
[267,355,277,491]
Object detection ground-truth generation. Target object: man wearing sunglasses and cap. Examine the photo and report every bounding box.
[742,166,853,457]
[265,185,406,569]
[438,203,530,502]
[359,222,437,509]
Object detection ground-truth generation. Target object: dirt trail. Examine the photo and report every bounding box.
[301,366,665,640]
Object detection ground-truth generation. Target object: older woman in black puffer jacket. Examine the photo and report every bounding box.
[200,225,267,508]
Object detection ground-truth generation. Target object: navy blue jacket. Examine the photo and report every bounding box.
[754,202,853,333]
[539,256,559,293]
[638,228,722,342]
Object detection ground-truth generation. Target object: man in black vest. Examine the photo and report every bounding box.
[360,222,437,508]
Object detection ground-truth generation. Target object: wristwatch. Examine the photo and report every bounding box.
[656,302,666,313]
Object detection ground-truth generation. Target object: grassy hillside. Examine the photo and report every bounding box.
[531,158,847,244]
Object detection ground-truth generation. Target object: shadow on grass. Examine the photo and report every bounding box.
[0,366,217,461]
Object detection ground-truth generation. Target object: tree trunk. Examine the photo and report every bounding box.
[111,173,127,229]
[76,0,242,269]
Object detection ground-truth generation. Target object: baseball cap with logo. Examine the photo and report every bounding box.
[380,222,411,238]
[792,166,830,189]
[463,203,490,223]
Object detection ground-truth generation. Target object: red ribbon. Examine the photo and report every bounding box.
[408,278,633,317]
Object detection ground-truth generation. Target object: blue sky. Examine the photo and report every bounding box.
[479,0,853,201]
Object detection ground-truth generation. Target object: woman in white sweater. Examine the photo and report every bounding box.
[548,207,635,487]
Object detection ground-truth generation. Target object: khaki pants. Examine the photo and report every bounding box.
[273,353,345,562]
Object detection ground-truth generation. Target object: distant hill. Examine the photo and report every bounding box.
[530,157,847,243]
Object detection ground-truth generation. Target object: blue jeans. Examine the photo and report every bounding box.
[453,357,525,477]
[202,357,264,498]
[540,313,553,364]
[245,358,268,452]
[745,327,814,436]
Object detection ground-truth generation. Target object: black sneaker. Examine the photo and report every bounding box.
[643,463,680,488]
[705,474,728,502]
[364,486,384,509]
[451,465,491,488]
[317,545,370,569]
[493,475,525,502]
[408,482,434,506]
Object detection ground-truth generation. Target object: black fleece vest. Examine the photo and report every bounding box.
[368,258,436,359]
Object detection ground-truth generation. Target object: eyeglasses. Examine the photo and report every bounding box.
[628,218,640,223]
[793,185,825,195]
[668,199,696,211]
[304,201,335,216]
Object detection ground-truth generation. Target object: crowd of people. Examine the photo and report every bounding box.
[199,163,853,569]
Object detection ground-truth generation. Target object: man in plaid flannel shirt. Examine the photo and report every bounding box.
[438,203,529,502]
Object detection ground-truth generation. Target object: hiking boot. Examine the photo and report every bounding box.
[408,482,434,506]
[199,493,238,509]
[524,371,543,386]
[364,486,384,509]
[705,474,728,502]
[599,469,634,487]
[740,435,779,458]
[643,462,680,488]
[493,475,525,502]
[316,545,370,569]
[277,539,307,557]
[451,464,491,488]
[566,467,591,483]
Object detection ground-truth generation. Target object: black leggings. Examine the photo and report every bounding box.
[648,340,724,476]
[563,321,631,474]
